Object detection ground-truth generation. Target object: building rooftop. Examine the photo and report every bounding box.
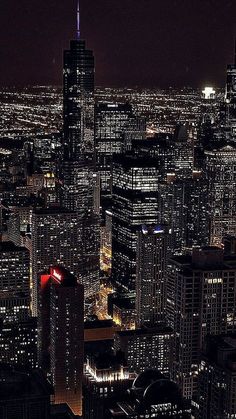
[84,319,114,329]
[33,207,76,215]
[115,325,173,338]
[0,367,52,400]
[0,241,29,253]
[87,351,127,370]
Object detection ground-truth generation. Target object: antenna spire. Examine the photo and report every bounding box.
[77,0,81,40]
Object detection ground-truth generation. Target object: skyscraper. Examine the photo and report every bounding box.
[32,208,80,315]
[0,241,37,369]
[61,2,100,302]
[198,334,236,419]
[167,246,236,399]
[112,144,160,291]
[225,41,236,141]
[95,103,146,200]
[63,4,95,160]
[40,266,84,417]
[136,224,169,327]
[205,145,236,246]
[159,173,210,254]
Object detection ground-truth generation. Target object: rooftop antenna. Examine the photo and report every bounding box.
[77,0,81,40]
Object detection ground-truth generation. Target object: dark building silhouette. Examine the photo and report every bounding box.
[136,225,169,327]
[106,369,191,418]
[198,334,236,419]
[0,367,52,419]
[39,266,84,417]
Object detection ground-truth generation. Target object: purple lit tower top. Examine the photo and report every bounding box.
[77,0,81,40]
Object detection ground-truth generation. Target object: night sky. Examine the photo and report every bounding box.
[0,0,236,87]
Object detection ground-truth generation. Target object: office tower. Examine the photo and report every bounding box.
[159,173,210,254]
[167,246,236,399]
[95,103,146,199]
[205,145,236,246]
[136,225,169,328]
[198,334,236,419]
[40,266,84,417]
[114,326,174,377]
[32,208,80,316]
[173,123,193,179]
[83,351,135,419]
[0,241,37,369]
[112,146,159,291]
[225,41,236,140]
[106,370,191,418]
[0,367,52,419]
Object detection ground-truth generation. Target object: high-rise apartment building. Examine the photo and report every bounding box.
[40,266,84,417]
[167,246,236,399]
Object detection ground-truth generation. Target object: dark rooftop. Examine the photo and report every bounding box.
[0,241,29,253]
[0,366,52,400]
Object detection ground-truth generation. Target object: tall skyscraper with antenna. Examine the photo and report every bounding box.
[61,1,100,299]
[63,0,95,160]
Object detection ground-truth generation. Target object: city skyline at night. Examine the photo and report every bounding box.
[0,0,236,87]
[1,1,236,419]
